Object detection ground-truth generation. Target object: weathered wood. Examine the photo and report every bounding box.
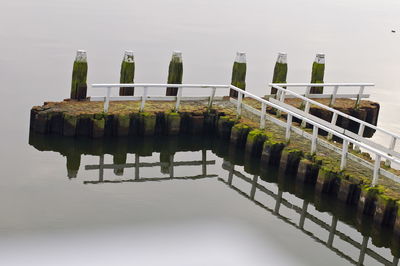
[310,53,325,94]
[119,51,135,96]
[70,50,88,100]
[166,51,183,96]
[229,52,246,98]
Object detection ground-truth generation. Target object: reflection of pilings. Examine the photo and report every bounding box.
[202,149,207,176]
[113,153,127,176]
[357,236,368,266]
[299,200,309,229]
[66,154,81,178]
[393,257,399,266]
[250,175,258,200]
[274,188,283,214]
[169,154,174,178]
[222,160,234,186]
[98,155,104,182]
[220,167,394,266]
[135,154,139,180]
[327,216,338,248]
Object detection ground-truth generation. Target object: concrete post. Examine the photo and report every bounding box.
[310,53,325,94]
[119,50,135,96]
[70,50,88,100]
[271,52,288,95]
[229,52,247,98]
[166,51,183,96]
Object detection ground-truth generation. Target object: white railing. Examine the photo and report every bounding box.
[269,83,400,167]
[271,83,374,107]
[91,83,229,113]
[90,83,400,186]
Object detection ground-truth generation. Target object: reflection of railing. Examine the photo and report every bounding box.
[220,160,399,266]
[83,150,216,184]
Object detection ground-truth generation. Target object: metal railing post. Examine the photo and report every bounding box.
[385,136,396,167]
[104,86,111,113]
[330,85,339,106]
[260,102,266,129]
[285,114,292,141]
[340,140,349,170]
[327,113,338,141]
[300,101,311,128]
[372,154,381,186]
[140,86,148,112]
[236,91,243,117]
[311,125,318,154]
[175,87,183,111]
[355,85,365,108]
[208,87,216,110]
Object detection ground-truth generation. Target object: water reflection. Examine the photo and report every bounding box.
[29,133,400,265]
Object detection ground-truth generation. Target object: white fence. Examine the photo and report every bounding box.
[90,83,400,187]
[269,83,400,167]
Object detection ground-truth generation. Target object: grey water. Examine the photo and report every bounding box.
[1,0,400,265]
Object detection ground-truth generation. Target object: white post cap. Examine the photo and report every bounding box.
[235,52,246,63]
[123,50,134,62]
[314,53,325,64]
[75,50,87,62]
[276,52,287,64]
[172,51,182,62]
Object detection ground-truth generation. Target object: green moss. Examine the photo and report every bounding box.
[117,114,130,136]
[119,60,135,96]
[140,113,156,136]
[230,62,246,98]
[70,61,88,100]
[271,62,287,94]
[310,62,324,94]
[166,57,183,96]
[167,112,181,135]
[92,117,105,138]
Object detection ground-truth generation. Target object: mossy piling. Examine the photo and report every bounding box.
[310,53,325,94]
[166,51,183,96]
[119,50,135,96]
[271,52,288,94]
[70,50,88,100]
[229,52,246,98]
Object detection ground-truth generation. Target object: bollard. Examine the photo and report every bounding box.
[70,50,88,100]
[166,51,183,96]
[119,50,135,96]
[271,53,288,95]
[310,53,325,94]
[229,52,247,98]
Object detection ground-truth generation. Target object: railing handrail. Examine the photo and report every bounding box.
[89,82,400,185]
[227,85,400,166]
[270,83,374,87]
[92,83,230,88]
[269,84,400,151]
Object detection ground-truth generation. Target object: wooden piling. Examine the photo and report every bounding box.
[70,50,88,100]
[310,53,325,94]
[229,52,246,98]
[166,51,183,96]
[270,52,288,94]
[119,50,135,96]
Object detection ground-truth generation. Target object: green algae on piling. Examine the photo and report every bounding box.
[119,50,135,96]
[70,50,88,100]
[230,52,247,98]
[166,51,183,96]
[271,52,288,95]
[310,53,325,94]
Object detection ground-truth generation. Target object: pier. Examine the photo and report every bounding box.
[30,50,400,240]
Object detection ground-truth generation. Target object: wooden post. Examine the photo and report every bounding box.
[119,50,135,96]
[229,52,246,98]
[270,52,288,94]
[70,50,88,100]
[310,53,325,94]
[166,51,183,96]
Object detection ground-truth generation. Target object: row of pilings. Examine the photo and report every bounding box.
[29,109,400,255]
[70,50,325,100]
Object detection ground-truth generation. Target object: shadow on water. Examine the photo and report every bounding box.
[29,132,400,265]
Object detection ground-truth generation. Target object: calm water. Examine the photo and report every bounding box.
[1,0,400,265]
